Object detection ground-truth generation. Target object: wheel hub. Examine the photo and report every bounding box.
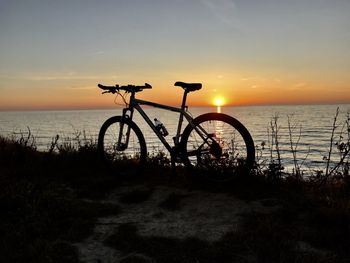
[116,142,127,151]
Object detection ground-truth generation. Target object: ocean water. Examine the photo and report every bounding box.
[0,104,349,172]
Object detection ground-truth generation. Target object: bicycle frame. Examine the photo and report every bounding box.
[118,90,211,156]
[120,93,191,153]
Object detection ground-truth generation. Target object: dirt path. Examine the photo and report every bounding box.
[75,184,280,263]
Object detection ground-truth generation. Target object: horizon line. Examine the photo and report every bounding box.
[1,101,350,112]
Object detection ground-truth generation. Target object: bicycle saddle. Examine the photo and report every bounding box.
[175,81,202,92]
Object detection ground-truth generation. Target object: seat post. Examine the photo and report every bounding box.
[174,89,188,146]
[181,90,188,110]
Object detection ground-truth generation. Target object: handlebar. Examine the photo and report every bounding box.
[98,83,152,94]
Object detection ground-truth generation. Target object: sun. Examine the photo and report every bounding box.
[213,96,225,107]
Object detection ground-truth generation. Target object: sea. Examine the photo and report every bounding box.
[1,104,349,172]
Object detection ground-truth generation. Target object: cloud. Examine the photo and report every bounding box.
[240,76,272,82]
[91,50,105,56]
[288,82,307,91]
[294,82,306,88]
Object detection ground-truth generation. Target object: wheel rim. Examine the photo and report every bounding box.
[102,121,143,172]
[185,119,251,182]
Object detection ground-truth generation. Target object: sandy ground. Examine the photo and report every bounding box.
[75,184,280,263]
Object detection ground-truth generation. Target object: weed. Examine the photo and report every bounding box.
[325,108,340,179]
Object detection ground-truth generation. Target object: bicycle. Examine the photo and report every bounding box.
[97,81,255,182]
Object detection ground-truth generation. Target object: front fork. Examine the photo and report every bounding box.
[117,107,134,150]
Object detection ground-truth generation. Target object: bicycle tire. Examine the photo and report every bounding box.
[98,116,147,176]
[181,113,255,182]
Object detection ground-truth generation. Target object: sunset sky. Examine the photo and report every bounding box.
[0,0,349,110]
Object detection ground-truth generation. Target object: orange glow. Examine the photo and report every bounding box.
[1,75,350,111]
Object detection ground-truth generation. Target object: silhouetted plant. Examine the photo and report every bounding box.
[252,142,267,177]
[286,114,310,179]
[271,114,282,170]
[47,130,98,155]
[262,114,284,180]
[147,150,171,167]
[329,111,350,181]
[324,107,340,180]
[48,134,60,154]
[10,126,37,150]
[317,108,350,184]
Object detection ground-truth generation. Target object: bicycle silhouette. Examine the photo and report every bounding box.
[97,81,255,182]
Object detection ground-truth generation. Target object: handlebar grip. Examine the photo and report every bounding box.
[144,83,152,89]
[98,84,119,95]
[98,84,113,90]
[98,83,119,92]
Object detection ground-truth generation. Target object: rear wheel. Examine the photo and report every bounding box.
[181,113,255,182]
[98,116,147,176]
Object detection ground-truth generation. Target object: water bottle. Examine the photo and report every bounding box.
[154,118,169,137]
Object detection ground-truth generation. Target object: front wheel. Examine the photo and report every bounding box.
[98,116,147,176]
[181,113,255,182]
